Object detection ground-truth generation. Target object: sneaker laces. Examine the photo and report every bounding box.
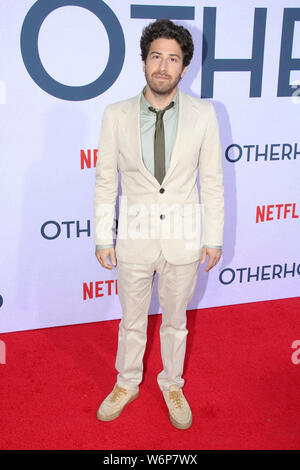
[109,385,127,402]
[169,389,184,409]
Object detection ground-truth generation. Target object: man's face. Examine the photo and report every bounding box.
[143,38,187,95]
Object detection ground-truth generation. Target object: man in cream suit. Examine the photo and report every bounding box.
[94,20,224,430]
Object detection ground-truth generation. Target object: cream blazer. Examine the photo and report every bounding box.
[94,90,224,265]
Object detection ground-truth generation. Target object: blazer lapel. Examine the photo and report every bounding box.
[163,90,196,185]
[125,92,160,188]
[162,90,183,184]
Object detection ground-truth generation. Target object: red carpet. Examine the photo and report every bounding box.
[0,297,300,450]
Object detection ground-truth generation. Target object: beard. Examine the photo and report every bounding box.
[145,68,182,96]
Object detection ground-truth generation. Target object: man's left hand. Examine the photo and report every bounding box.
[200,247,222,272]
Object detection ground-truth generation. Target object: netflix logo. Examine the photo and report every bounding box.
[83,279,118,300]
[80,149,98,170]
[256,203,299,223]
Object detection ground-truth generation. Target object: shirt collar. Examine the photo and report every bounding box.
[140,86,178,114]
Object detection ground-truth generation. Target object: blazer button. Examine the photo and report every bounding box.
[160,214,165,220]
[159,188,165,193]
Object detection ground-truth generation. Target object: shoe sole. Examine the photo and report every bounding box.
[96,390,139,422]
[169,412,192,430]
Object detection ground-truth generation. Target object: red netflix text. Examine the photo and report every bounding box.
[80,149,98,169]
[256,203,299,223]
[83,280,118,300]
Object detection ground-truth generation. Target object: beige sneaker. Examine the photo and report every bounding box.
[97,384,139,422]
[162,384,192,430]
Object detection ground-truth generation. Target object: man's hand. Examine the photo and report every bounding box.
[95,248,117,270]
[200,247,222,272]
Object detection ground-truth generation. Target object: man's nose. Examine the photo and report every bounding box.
[159,59,168,73]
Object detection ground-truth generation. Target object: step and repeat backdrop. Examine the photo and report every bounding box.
[0,0,299,333]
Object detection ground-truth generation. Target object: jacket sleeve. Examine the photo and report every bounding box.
[94,105,119,246]
[199,102,224,247]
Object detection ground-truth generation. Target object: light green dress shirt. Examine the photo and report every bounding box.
[96,89,221,251]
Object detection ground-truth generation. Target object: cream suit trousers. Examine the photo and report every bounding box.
[115,250,200,391]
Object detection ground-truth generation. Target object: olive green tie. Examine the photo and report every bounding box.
[149,101,174,185]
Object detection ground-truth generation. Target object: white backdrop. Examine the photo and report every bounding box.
[0,0,299,333]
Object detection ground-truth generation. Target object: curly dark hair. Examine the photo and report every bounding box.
[140,19,194,67]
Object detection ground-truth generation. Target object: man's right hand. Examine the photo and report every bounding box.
[95,248,117,270]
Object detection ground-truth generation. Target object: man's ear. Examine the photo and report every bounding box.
[181,65,188,79]
[142,60,146,73]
